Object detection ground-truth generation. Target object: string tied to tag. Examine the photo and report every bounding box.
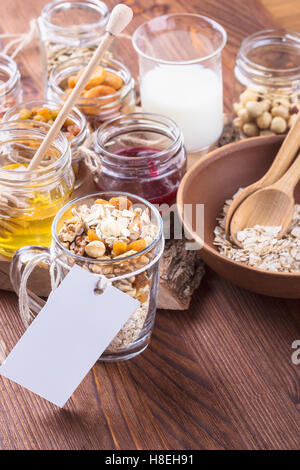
[18,246,112,329]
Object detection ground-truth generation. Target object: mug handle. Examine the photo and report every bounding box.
[10,246,51,327]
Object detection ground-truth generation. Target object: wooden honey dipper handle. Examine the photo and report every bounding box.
[27,4,133,171]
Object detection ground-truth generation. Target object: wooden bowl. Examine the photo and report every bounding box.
[177,135,300,298]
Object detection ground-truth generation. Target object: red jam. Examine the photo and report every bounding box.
[94,146,186,206]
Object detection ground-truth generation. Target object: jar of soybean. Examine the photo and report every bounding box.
[233,29,300,138]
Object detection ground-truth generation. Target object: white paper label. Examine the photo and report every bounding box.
[0,265,139,407]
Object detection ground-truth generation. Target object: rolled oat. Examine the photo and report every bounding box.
[214,190,300,273]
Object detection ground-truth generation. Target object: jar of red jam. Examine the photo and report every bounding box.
[93,113,186,206]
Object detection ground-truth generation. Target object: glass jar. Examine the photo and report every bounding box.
[0,121,74,258]
[38,0,110,90]
[48,56,136,130]
[233,29,300,138]
[10,192,164,361]
[3,99,89,189]
[132,14,226,154]
[0,54,23,120]
[93,113,186,207]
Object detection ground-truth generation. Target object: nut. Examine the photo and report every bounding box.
[246,101,263,118]
[237,108,250,122]
[240,89,258,104]
[270,116,287,134]
[242,122,259,137]
[256,111,272,130]
[85,240,106,258]
[271,105,289,120]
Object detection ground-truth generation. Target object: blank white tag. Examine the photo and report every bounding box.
[0,265,139,407]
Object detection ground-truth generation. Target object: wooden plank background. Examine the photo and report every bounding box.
[0,0,299,450]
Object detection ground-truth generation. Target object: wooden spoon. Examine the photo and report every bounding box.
[225,112,300,240]
[230,150,300,246]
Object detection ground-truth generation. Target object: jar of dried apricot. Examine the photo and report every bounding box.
[47,56,136,130]
[11,192,164,361]
[3,99,89,188]
[0,54,23,120]
[0,120,74,258]
[233,30,300,138]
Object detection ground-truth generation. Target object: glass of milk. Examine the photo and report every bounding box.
[132,14,227,154]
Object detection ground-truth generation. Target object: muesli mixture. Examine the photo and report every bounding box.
[214,190,300,272]
[58,196,159,352]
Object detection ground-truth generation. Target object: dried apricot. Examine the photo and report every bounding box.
[113,240,128,256]
[77,65,106,90]
[83,84,115,99]
[109,197,132,210]
[94,198,108,205]
[127,239,146,252]
[18,108,31,120]
[33,114,48,123]
[88,228,100,242]
[68,75,77,88]
[37,107,52,120]
[136,291,148,303]
[103,71,123,90]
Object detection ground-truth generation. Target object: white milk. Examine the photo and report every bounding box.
[140,64,223,153]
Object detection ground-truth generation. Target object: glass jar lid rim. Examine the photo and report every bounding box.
[0,53,19,98]
[238,29,300,76]
[132,13,227,65]
[50,56,133,102]
[3,98,88,143]
[95,112,184,161]
[52,191,163,264]
[0,120,70,181]
[41,0,109,32]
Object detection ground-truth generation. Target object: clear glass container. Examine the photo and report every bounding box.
[3,99,89,189]
[0,120,74,258]
[10,192,164,361]
[233,29,300,138]
[48,56,136,130]
[132,14,226,154]
[93,113,186,206]
[0,53,23,120]
[38,0,110,90]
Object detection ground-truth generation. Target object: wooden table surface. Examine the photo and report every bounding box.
[0,0,299,450]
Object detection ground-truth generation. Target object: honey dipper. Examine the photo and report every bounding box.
[27,4,133,171]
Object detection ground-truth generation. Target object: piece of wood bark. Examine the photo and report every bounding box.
[158,238,205,310]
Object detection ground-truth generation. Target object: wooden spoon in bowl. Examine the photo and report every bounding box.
[230,150,300,247]
[225,112,300,240]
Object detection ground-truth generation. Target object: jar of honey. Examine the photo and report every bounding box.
[0,121,74,258]
[47,56,135,130]
[0,54,23,120]
[93,113,186,206]
[3,99,89,189]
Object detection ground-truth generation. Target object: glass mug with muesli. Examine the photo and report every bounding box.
[10,192,164,361]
